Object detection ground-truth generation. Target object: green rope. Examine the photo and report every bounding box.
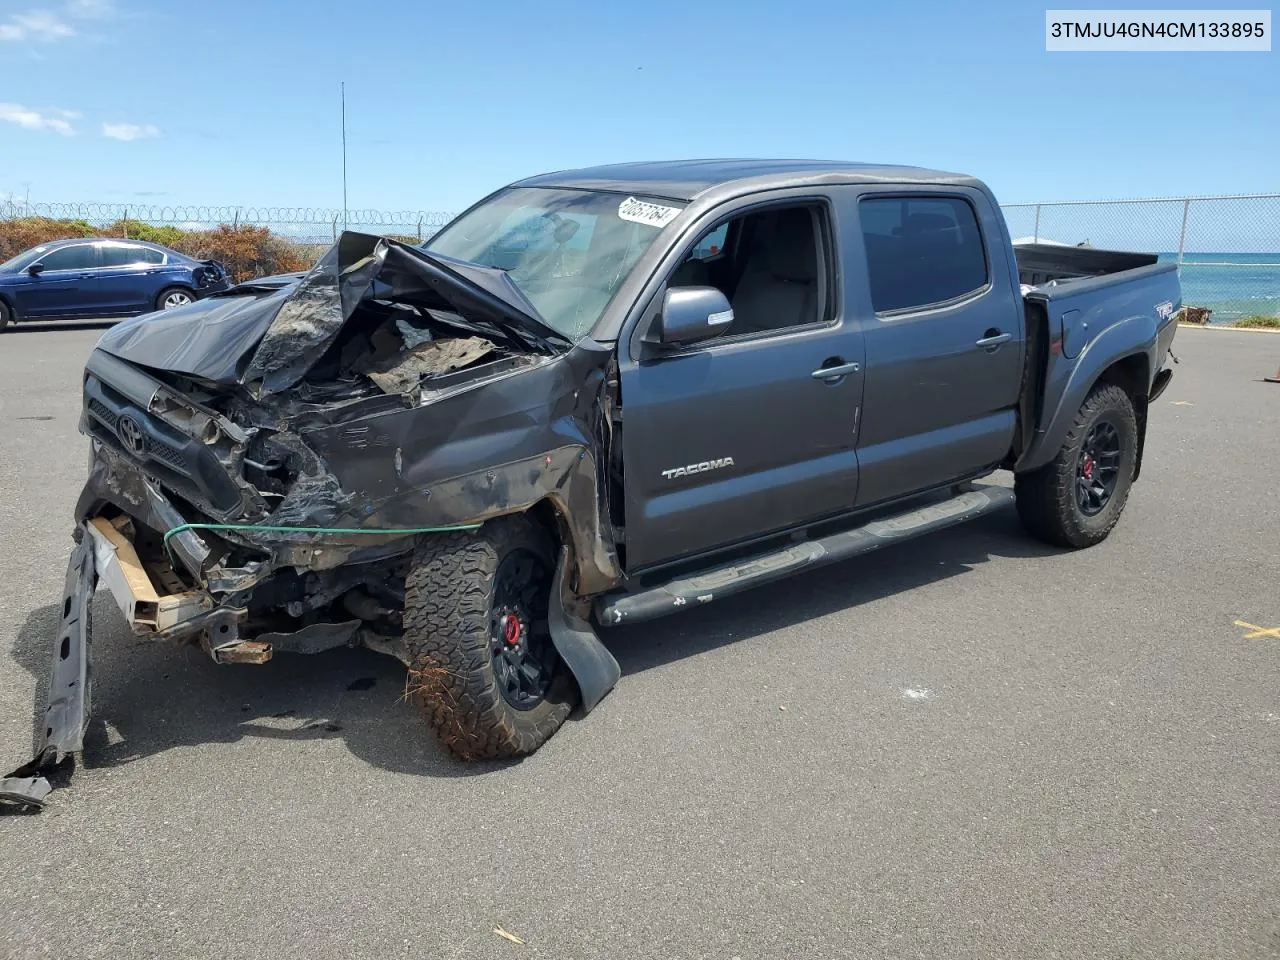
[163,521,482,546]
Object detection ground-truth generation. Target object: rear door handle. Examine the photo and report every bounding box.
[812,361,860,380]
[975,331,1012,349]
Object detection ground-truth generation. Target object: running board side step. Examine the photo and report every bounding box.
[595,484,1015,626]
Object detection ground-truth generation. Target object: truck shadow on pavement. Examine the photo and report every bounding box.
[8,509,1060,788]
[607,508,1059,673]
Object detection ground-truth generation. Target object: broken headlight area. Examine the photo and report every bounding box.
[82,231,564,536]
[85,293,543,531]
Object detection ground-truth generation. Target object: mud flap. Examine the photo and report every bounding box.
[0,533,96,811]
[548,548,619,715]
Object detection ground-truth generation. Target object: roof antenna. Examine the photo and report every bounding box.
[340,81,348,234]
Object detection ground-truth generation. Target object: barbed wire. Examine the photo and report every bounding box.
[0,200,456,227]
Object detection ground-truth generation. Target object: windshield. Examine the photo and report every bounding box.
[425,187,686,340]
[0,245,49,272]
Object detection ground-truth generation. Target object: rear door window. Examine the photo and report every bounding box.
[858,196,989,313]
[102,244,153,267]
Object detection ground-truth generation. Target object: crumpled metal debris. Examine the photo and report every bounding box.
[358,336,495,395]
[395,315,434,349]
[0,773,52,810]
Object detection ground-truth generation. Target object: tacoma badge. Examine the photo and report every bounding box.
[661,457,735,480]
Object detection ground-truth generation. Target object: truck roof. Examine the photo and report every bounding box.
[514,159,982,202]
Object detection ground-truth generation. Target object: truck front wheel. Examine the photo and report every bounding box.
[1015,382,1139,549]
[402,516,578,760]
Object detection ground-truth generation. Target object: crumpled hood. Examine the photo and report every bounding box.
[95,283,292,384]
[94,231,565,389]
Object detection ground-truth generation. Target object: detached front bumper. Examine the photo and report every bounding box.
[0,534,95,810]
[0,513,255,810]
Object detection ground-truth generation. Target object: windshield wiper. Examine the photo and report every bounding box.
[484,309,565,353]
[421,308,557,354]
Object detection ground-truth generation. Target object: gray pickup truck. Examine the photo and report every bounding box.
[4,160,1180,807]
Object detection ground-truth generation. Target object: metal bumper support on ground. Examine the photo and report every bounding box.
[0,534,96,810]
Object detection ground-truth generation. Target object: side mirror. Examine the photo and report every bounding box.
[656,286,733,346]
[27,263,45,276]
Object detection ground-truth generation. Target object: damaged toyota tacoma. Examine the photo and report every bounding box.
[3,160,1181,808]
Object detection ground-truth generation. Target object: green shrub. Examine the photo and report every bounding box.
[1230,315,1280,329]
[0,216,316,281]
[0,217,97,260]
[169,225,313,281]
[102,219,186,248]
[0,217,435,282]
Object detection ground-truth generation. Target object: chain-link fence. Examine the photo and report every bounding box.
[4,195,1278,324]
[1002,194,1280,325]
[0,200,458,282]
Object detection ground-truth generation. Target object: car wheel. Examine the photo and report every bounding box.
[0,300,12,331]
[156,287,195,311]
[402,515,578,760]
[1015,382,1139,549]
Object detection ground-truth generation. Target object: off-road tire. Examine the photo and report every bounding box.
[403,516,577,760]
[1015,382,1138,549]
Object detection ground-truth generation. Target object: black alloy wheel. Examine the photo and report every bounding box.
[1076,418,1122,516]
[489,549,557,710]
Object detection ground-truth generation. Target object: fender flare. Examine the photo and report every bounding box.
[1016,314,1157,474]
[549,546,620,715]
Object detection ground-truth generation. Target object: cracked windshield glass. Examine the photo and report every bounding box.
[425,187,685,340]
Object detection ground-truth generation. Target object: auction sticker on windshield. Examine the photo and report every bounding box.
[618,196,681,228]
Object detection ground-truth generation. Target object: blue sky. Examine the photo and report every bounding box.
[0,0,1276,213]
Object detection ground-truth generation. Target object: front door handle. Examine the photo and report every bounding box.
[975,331,1013,349]
[812,361,860,381]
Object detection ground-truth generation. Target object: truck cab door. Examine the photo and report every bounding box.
[618,199,864,572]
[848,188,1025,507]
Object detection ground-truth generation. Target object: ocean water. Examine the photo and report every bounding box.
[1156,252,1280,323]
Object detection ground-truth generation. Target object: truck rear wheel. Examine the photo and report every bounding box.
[402,516,577,760]
[1015,382,1138,548]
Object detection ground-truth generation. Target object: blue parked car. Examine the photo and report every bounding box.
[0,238,230,331]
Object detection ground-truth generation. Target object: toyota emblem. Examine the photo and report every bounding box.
[117,415,147,457]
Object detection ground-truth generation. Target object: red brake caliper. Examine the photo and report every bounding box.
[1081,455,1094,480]
[501,613,522,646]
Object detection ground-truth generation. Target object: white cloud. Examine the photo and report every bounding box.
[0,11,75,41]
[0,1,117,41]
[0,102,76,135]
[101,122,159,141]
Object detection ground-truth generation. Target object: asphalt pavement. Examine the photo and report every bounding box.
[0,322,1277,960]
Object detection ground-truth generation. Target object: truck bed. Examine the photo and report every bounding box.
[1013,242,1159,288]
